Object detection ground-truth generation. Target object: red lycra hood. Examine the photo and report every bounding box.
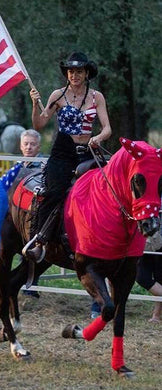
[64,139,162,260]
[120,138,162,220]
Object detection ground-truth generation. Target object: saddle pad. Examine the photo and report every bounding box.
[23,170,43,192]
[13,178,43,211]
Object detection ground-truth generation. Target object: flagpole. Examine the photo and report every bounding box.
[0,16,47,116]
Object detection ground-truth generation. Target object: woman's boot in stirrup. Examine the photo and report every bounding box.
[22,202,62,263]
[22,233,46,263]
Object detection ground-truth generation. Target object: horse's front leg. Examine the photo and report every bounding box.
[110,257,138,377]
[9,258,51,333]
[0,267,30,360]
[62,255,115,340]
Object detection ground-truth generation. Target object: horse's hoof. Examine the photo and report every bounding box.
[117,365,135,378]
[62,324,83,339]
[14,350,31,361]
[11,340,31,361]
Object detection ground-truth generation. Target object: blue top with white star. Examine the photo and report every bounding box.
[57,105,84,135]
[0,162,22,191]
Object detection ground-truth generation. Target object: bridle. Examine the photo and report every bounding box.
[89,144,136,221]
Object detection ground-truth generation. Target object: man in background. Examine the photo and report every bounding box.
[20,129,43,298]
[20,129,42,168]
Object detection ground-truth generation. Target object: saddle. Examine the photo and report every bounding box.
[12,170,45,211]
[22,169,46,194]
[13,157,107,211]
[75,158,106,178]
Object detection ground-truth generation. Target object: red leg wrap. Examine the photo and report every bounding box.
[111,336,125,370]
[82,315,107,341]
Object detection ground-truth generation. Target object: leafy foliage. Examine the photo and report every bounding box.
[0,0,161,152]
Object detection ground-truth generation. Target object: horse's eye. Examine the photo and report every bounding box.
[158,176,162,197]
[131,174,146,199]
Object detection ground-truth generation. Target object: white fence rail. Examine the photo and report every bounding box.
[0,155,48,163]
[25,251,162,302]
[20,285,162,302]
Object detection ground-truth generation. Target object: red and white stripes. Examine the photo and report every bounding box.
[0,17,27,98]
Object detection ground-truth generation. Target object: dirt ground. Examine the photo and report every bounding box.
[0,293,161,390]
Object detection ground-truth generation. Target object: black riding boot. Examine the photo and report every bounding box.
[22,203,62,262]
[25,233,46,263]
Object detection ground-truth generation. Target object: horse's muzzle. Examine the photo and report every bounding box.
[137,216,160,237]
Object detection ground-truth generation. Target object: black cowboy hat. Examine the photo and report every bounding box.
[60,52,98,79]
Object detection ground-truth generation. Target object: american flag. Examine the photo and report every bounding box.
[0,16,27,98]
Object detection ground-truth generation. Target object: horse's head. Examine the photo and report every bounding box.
[120,138,162,237]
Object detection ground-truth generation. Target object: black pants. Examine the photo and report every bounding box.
[37,133,93,234]
[136,252,162,290]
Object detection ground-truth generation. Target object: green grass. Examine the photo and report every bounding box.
[12,255,149,295]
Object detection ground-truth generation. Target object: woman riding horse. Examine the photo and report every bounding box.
[23,51,112,262]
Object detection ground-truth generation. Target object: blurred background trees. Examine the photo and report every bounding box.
[0,0,161,153]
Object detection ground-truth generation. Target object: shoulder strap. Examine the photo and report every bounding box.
[60,88,69,105]
[92,90,96,107]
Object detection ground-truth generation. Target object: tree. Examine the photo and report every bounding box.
[0,0,161,151]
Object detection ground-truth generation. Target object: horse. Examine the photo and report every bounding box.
[0,108,25,153]
[0,137,162,377]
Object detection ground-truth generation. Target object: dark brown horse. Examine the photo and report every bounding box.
[0,138,162,377]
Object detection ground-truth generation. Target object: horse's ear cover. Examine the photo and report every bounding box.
[155,148,162,160]
[119,137,146,160]
[119,137,162,161]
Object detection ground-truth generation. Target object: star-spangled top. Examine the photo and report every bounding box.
[57,90,97,136]
[0,162,22,191]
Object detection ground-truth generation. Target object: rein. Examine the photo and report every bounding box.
[89,144,135,221]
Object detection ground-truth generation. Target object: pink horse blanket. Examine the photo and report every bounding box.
[64,139,162,260]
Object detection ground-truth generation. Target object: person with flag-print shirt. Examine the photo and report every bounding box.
[24,51,112,262]
[0,162,22,240]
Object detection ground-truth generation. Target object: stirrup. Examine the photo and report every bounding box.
[26,244,46,263]
[22,234,38,257]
